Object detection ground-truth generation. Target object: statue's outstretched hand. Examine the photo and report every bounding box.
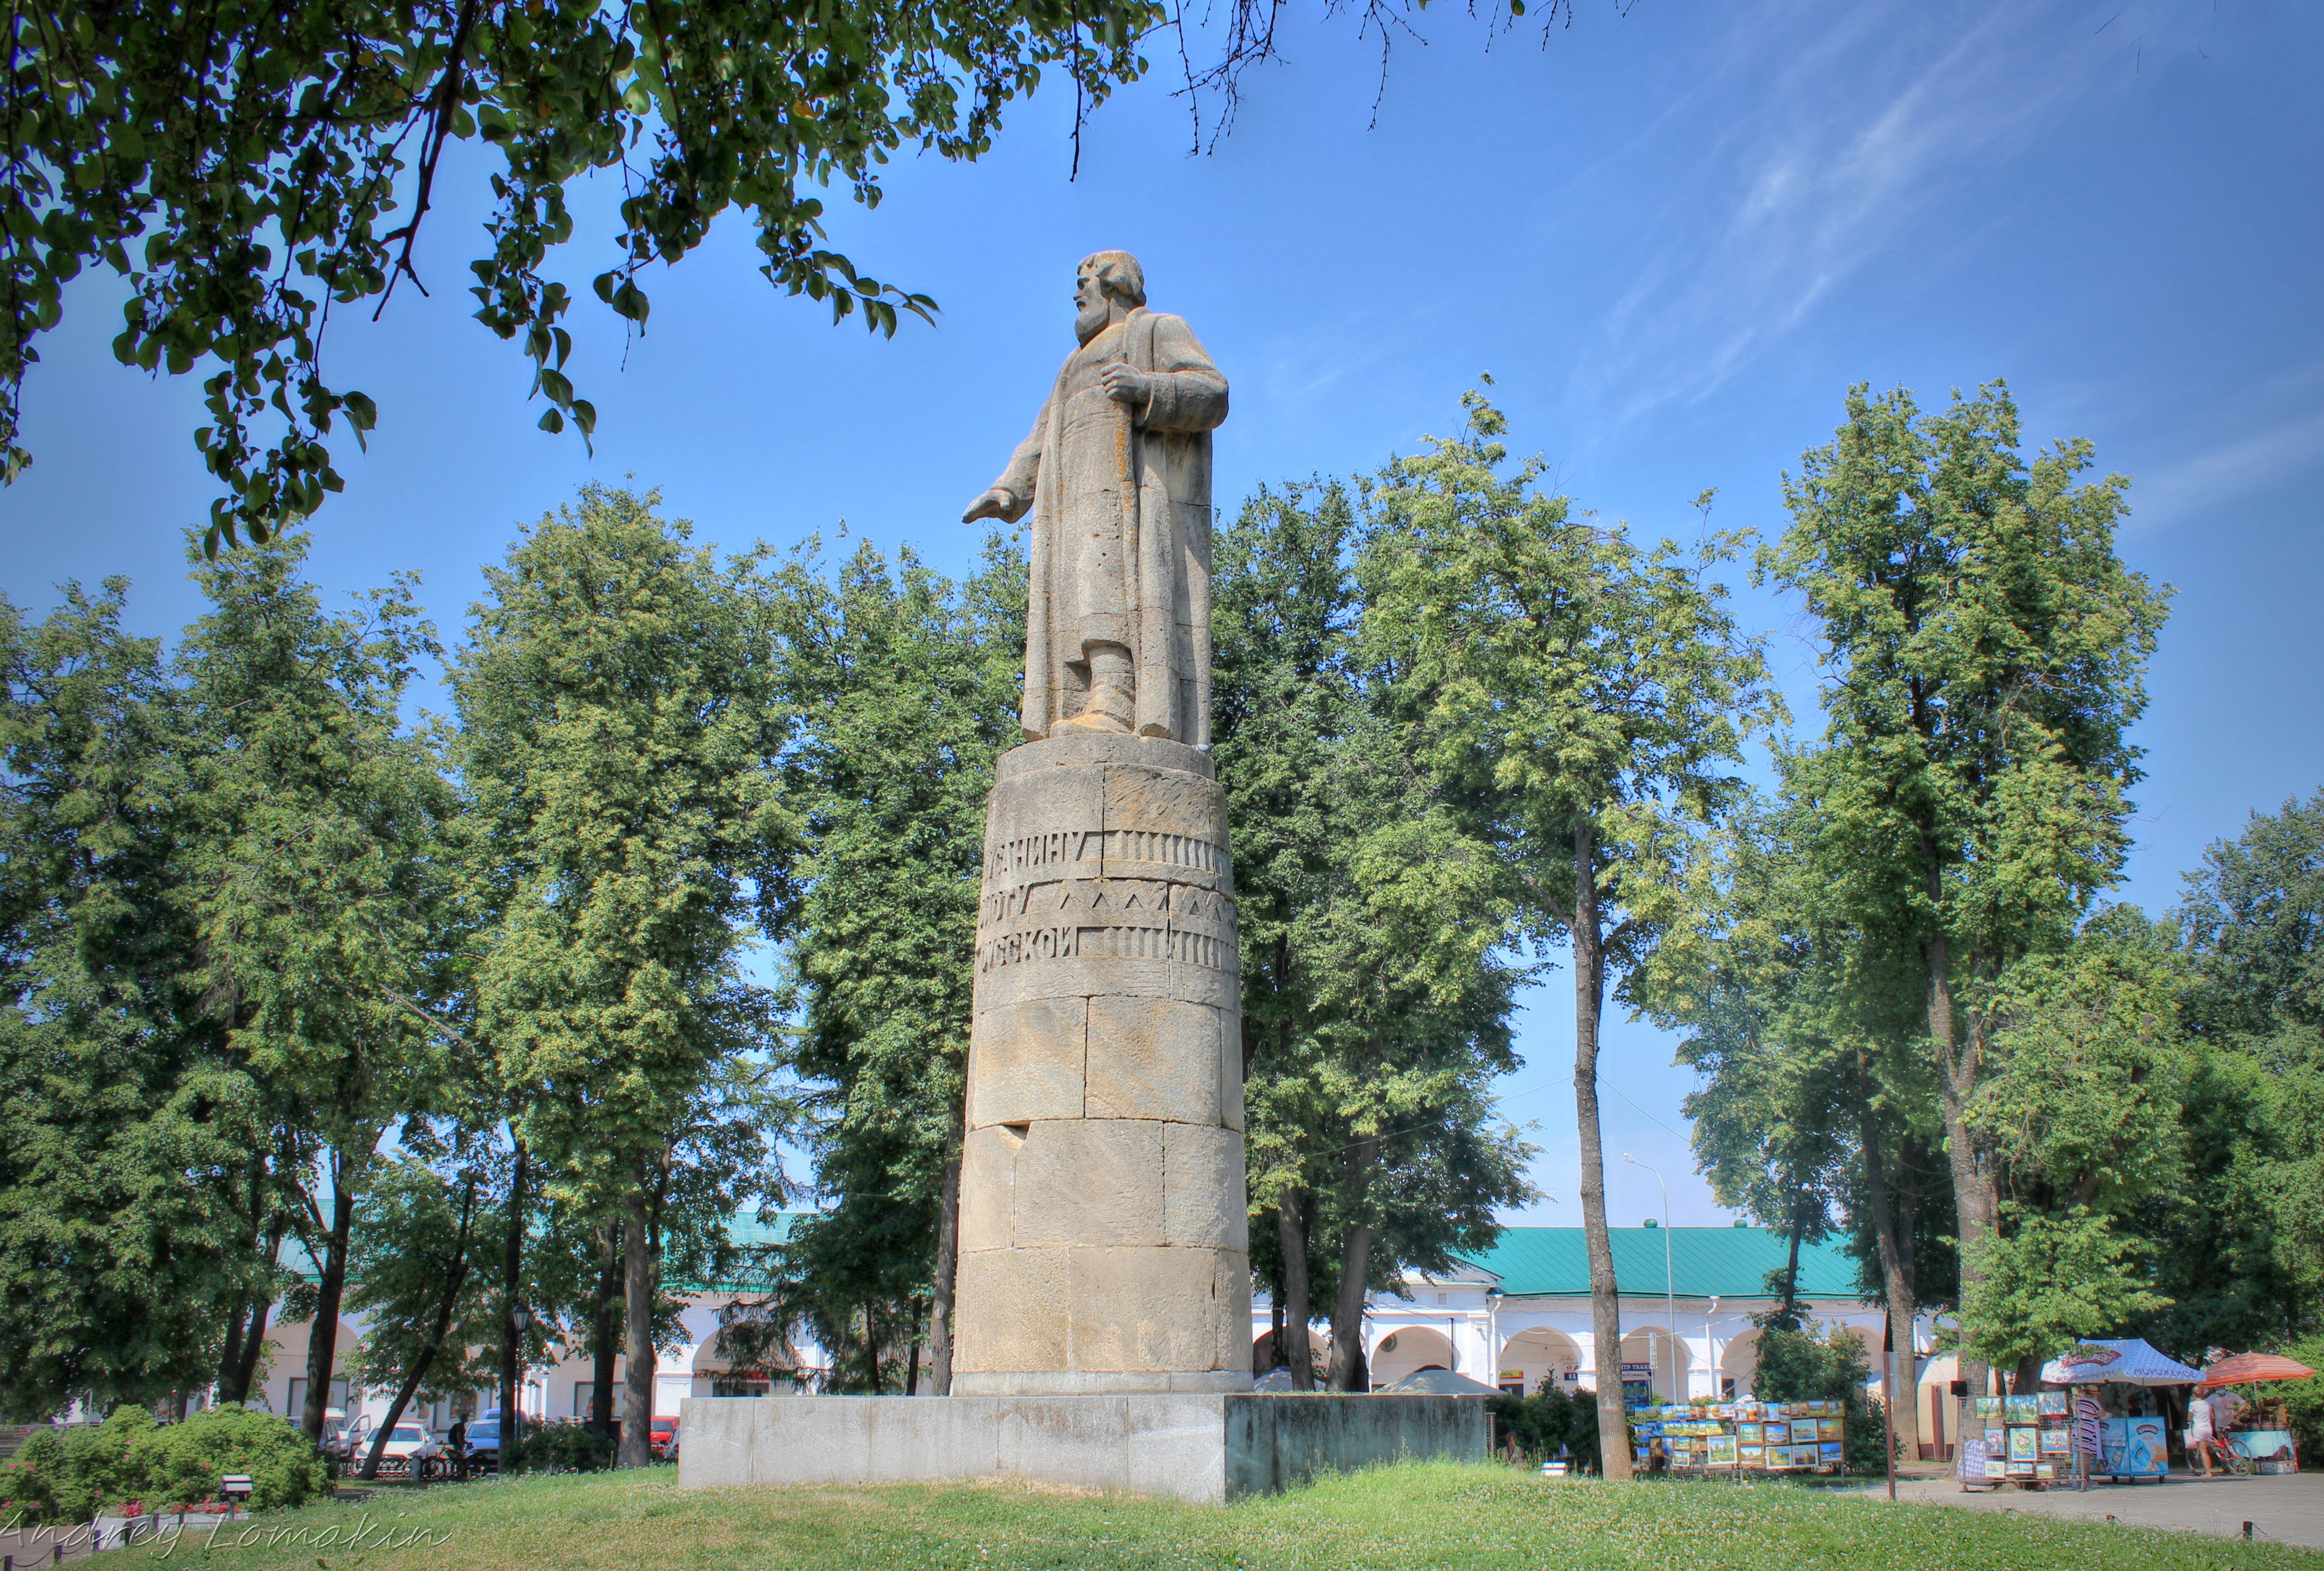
[963,487,1017,525]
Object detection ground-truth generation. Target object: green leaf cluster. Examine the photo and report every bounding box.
[0,0,1160,547]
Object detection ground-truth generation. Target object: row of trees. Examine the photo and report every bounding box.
[0,493,789,1470]
[10,378,2311,1486]
[0,451,1551,1449]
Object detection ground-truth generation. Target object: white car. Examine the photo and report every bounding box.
[371,1421,444,1475]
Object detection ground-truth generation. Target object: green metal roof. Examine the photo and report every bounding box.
[282,1214,1853,1303]
[1453,1226,1862,1301]
[723,1212,800,1252]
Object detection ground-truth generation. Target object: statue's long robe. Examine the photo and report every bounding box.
[986,308,1228,743]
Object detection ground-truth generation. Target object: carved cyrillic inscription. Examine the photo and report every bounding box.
[977,923,1234,974]
[984,828,1226,883]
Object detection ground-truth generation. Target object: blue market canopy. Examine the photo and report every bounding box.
[2040,1338,2203,1386]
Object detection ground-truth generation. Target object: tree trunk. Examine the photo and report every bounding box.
[299,1178,357,1443]
[227,1208,288,1404]
[1770,1196,1807,1331]
[1325,1225,1374,1390]
[590,1214,622,1437]
[499,1141,529,1464]
[1277,1191,1315,1391]
[218,1300,250,1401]
[1927,935,1999,1401]
[218,1160,269,1395]
[865,1301,884,1395]
[226,1293,273,1405]
[1571,820,1631,1480]
[619,1186,658,1468]
[905,1302,923,1396]
[927,1147,961,1395]
[1855,1088,1921,1461]
[360,1177,476,1480]
[1324,1128,1380,1392]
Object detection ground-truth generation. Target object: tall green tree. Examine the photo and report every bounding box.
[1360,393,1775,1470]
[768,534,1022,1395]
[1215,480,1356,1388]
[455,485,796,1465]
[1767,381,2169,1397]
[1217,478,1532,1394]
[1652,788,1948,1454]
[0,581,262,1418]
[173,536,455,1441]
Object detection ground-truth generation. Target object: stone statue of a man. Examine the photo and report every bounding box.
[963,251,1228,745]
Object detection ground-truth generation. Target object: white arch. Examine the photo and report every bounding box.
[1618,1325,1691,1403]
[1720,1327,1761,1395]
[1368,1326,1458,1388]
[1498,1326,1584,1396]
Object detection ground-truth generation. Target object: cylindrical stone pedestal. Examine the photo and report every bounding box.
[952,730,1252,1395]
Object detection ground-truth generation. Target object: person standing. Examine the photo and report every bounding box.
[2186,1386,2222,1476]
[448,1415,469,1482]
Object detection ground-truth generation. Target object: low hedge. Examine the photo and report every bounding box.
[510,1420,619,1473]
[0,1405,327,1523]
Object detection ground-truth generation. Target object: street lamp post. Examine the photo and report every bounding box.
[1624,1155,1677,1402]
[509,1303,532,1459]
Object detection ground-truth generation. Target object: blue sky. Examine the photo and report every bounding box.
[3,0,2317,1229]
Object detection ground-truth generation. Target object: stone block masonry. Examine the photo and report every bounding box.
[677,1393,1491,1505]
[952,728,1252,1398]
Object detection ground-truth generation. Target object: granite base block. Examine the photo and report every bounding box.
[675,1392,1488,1505]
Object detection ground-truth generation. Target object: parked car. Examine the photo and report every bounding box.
[373,1421,444,1477]
[320,1409,373,1466]
[649,1418,679,1461]
[463,1413,503,1469]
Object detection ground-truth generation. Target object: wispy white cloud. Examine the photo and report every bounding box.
[2127,403,2324,535]
[1559,1,2129,434]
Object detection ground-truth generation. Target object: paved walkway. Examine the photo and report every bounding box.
[1841,1468,2324,1550]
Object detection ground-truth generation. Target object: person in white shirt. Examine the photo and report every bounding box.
[2184,1385,2221,1468]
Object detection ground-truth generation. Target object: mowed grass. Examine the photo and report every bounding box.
[118,1460,2322,1571]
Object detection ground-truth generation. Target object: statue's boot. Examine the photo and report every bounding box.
[1061,642,1135,733]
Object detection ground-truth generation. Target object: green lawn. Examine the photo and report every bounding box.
[118,1461,2319,1571]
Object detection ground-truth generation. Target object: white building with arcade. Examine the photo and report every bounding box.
[237,1216,1965,1457]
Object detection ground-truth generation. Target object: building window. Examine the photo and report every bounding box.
[286,1377,351,1417]
[711,1376,772,1398]
[1721,1378,1737,1400]
[574,1382,595,1418]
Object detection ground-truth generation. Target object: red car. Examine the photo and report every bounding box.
[649,1418,680,1461]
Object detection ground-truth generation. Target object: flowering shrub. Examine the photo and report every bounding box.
[1,1406,155,1522]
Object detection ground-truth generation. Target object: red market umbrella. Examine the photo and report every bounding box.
[2198,1352,2316,1389]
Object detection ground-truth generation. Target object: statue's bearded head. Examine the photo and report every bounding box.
[1074,251,1146,344]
